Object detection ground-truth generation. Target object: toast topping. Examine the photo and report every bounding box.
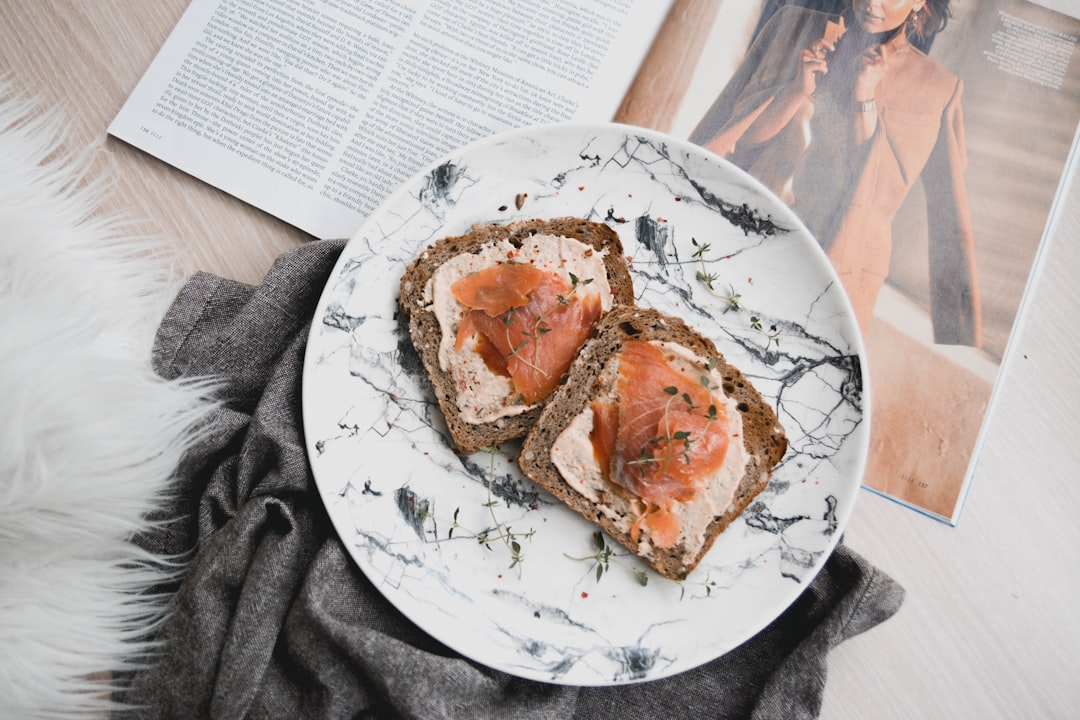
[453,267,603,403]
[426,234,613,423]
[450,261,545,315]
[599,340,730,505]
[551,340,748,554]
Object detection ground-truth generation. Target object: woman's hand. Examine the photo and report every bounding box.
[854,44,889,102]
[853,44,889,144]
[796,38,835,98]
[707,33,837,155]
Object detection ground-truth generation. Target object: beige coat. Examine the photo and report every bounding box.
[691,7,981,346]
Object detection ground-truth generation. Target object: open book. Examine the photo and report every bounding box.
[110,0,1080,524]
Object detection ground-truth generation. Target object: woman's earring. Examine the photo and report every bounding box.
[910,6,924,35]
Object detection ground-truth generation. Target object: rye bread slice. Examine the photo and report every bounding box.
[518,305,788,581]
[398,217,635,455]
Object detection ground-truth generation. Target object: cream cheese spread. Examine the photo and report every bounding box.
[424,233,613,424]
[550,341,749,563]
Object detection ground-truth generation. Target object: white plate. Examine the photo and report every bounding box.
[302,123,868,686]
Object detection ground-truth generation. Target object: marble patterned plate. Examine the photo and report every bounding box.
[301,123,868,686]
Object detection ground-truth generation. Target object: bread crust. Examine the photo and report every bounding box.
[518,306,788,581]
[398,218,635,455]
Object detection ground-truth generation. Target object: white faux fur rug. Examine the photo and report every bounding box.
[0,84,217,717]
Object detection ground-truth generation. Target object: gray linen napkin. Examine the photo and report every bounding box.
[127,239,904,720]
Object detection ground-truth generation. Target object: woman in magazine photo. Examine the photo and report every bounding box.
[691,0,982,347]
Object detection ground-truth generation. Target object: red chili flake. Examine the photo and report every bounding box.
[674,196,682,202]
[578,185,585,191]
[498,574,503,579]
[747,277,754,284]
[657,217,668,223]
[498,205,508,211]
[581,592,589,599]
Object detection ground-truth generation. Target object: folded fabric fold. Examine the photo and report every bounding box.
[126,240,904,720]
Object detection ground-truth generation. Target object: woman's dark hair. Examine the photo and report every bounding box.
[911,0,952,43]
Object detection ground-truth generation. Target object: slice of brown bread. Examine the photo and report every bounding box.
[519,305,788,581]
[398,217,635,455]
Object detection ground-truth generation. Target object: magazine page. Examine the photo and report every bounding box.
[108,0,672,239]
[620,0,1080,523]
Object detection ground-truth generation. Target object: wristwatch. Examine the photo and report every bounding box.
[856,98,877,112]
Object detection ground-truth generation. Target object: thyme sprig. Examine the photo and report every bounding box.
[421,446,535,577]
[626,387,696,475]
[692,238,782,350]
[691,238,741,313]
[565,534,725,601]
[565,531,649,586]
[504,273,593,374]
[676,573,719,601]
[750,315,782,351]
[626,371,719,478]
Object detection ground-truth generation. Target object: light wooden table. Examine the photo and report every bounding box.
[3,2,1078,718]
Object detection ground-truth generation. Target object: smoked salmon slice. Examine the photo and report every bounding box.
[589,398,618,480]
[641,506,681,548]
[452,263,602,403]
[590,340,730,546]
[450,262,545,316]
